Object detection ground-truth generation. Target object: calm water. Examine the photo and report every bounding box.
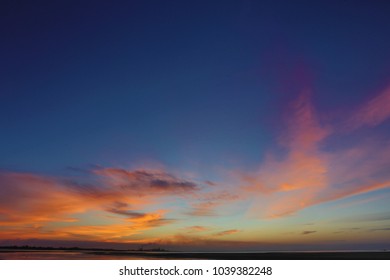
[1,250,387,260]
[0,251,168,260]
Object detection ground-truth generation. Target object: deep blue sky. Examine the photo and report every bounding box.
[1,0,390,250]
[1,0,390,175]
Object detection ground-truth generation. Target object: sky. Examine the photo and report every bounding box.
[1,0,390,251]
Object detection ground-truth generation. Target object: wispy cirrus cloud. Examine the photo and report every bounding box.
[94,168,199,194]
[187,190,240,216]
[346,85,390,130]
[243,84,390,219]
[243,91,330,218]
[184,226,210,232]
[214,229,240,237]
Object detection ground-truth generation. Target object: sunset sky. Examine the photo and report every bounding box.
[1,0,390,251]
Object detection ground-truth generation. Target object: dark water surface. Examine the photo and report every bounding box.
[0,250,167,260]
[1,250,390,260]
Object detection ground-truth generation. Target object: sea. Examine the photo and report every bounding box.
[0,250,169,260]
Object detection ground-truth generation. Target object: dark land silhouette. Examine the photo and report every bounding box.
[1,246,389,260]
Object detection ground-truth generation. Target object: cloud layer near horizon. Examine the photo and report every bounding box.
[0,169,199,241]
[0,84,389,245]
[0,168,238,242]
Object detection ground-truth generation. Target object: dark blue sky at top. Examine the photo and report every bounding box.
[1,0,390,177]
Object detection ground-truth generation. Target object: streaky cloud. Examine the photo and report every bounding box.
[214,229,240,236]
[302,231,317,235]
[346,84,390,130]
[242,86,390,219]
[95,168,198,194]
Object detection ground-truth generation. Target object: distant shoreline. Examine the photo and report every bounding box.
[87,250,390,260]
[1,247,390,260]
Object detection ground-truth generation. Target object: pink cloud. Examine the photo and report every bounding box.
[346,85,390,130]
[243,91,330,217]
[214,229,240,236]
[244,87,390,218]
[184,226,210,232]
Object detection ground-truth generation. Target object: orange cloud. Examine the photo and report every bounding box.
[0,172,93,226]
[244,87,390,218]
[244,91,330,217]
[188,190,240,216]
[1,84,389,245]
[0,211,172,243]
[214,229,240,236]
[185,226,209,232]
[0,168,199,241]
[317,181,390,206]
[56,210,173,242]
